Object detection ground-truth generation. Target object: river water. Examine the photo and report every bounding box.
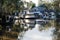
[17,19,60,40]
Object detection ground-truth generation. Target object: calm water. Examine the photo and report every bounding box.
[17,19,60,40]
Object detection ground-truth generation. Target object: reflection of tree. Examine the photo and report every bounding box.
[53,20,60,40]
[38,20,54,31]
[53,28,60,40]
[18,31,26,40]
[53,0,60,40]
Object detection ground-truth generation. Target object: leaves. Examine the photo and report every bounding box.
[53,0,60,12]
[2,0,24,14]
[27,1,35,9]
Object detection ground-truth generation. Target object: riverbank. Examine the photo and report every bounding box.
[0,31,19,40]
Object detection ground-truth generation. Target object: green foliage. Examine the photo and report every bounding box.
[53,0,60,12]
[27,1,36,9]
[38,0,60,12]
[1,0,24,15]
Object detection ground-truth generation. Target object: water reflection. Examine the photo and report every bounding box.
[17,19,60,40]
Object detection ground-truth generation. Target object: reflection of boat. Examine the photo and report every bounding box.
[24,19,36,28]
[26,23,35,28]
[25,15,35,18]
[24,19,35,24]
[25,13,36,18]
[36,19,49,25]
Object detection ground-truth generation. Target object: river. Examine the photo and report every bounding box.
[17,19,60,40]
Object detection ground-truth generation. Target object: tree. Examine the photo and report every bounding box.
[53,0,60,12]
[27,1,35,9]
[2,0,24,15]
[0,0,24,33]
[52,0,60,27]
[53,1,60,40]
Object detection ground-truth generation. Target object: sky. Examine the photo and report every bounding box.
[25,0,38,6]
[31,0,38,6]
[24,0,54,6]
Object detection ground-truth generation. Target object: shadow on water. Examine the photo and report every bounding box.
[17,19,60,40]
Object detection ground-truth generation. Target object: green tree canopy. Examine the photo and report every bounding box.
[1,0,24,15]
[26,1,35,9]
[52,0,60,12]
